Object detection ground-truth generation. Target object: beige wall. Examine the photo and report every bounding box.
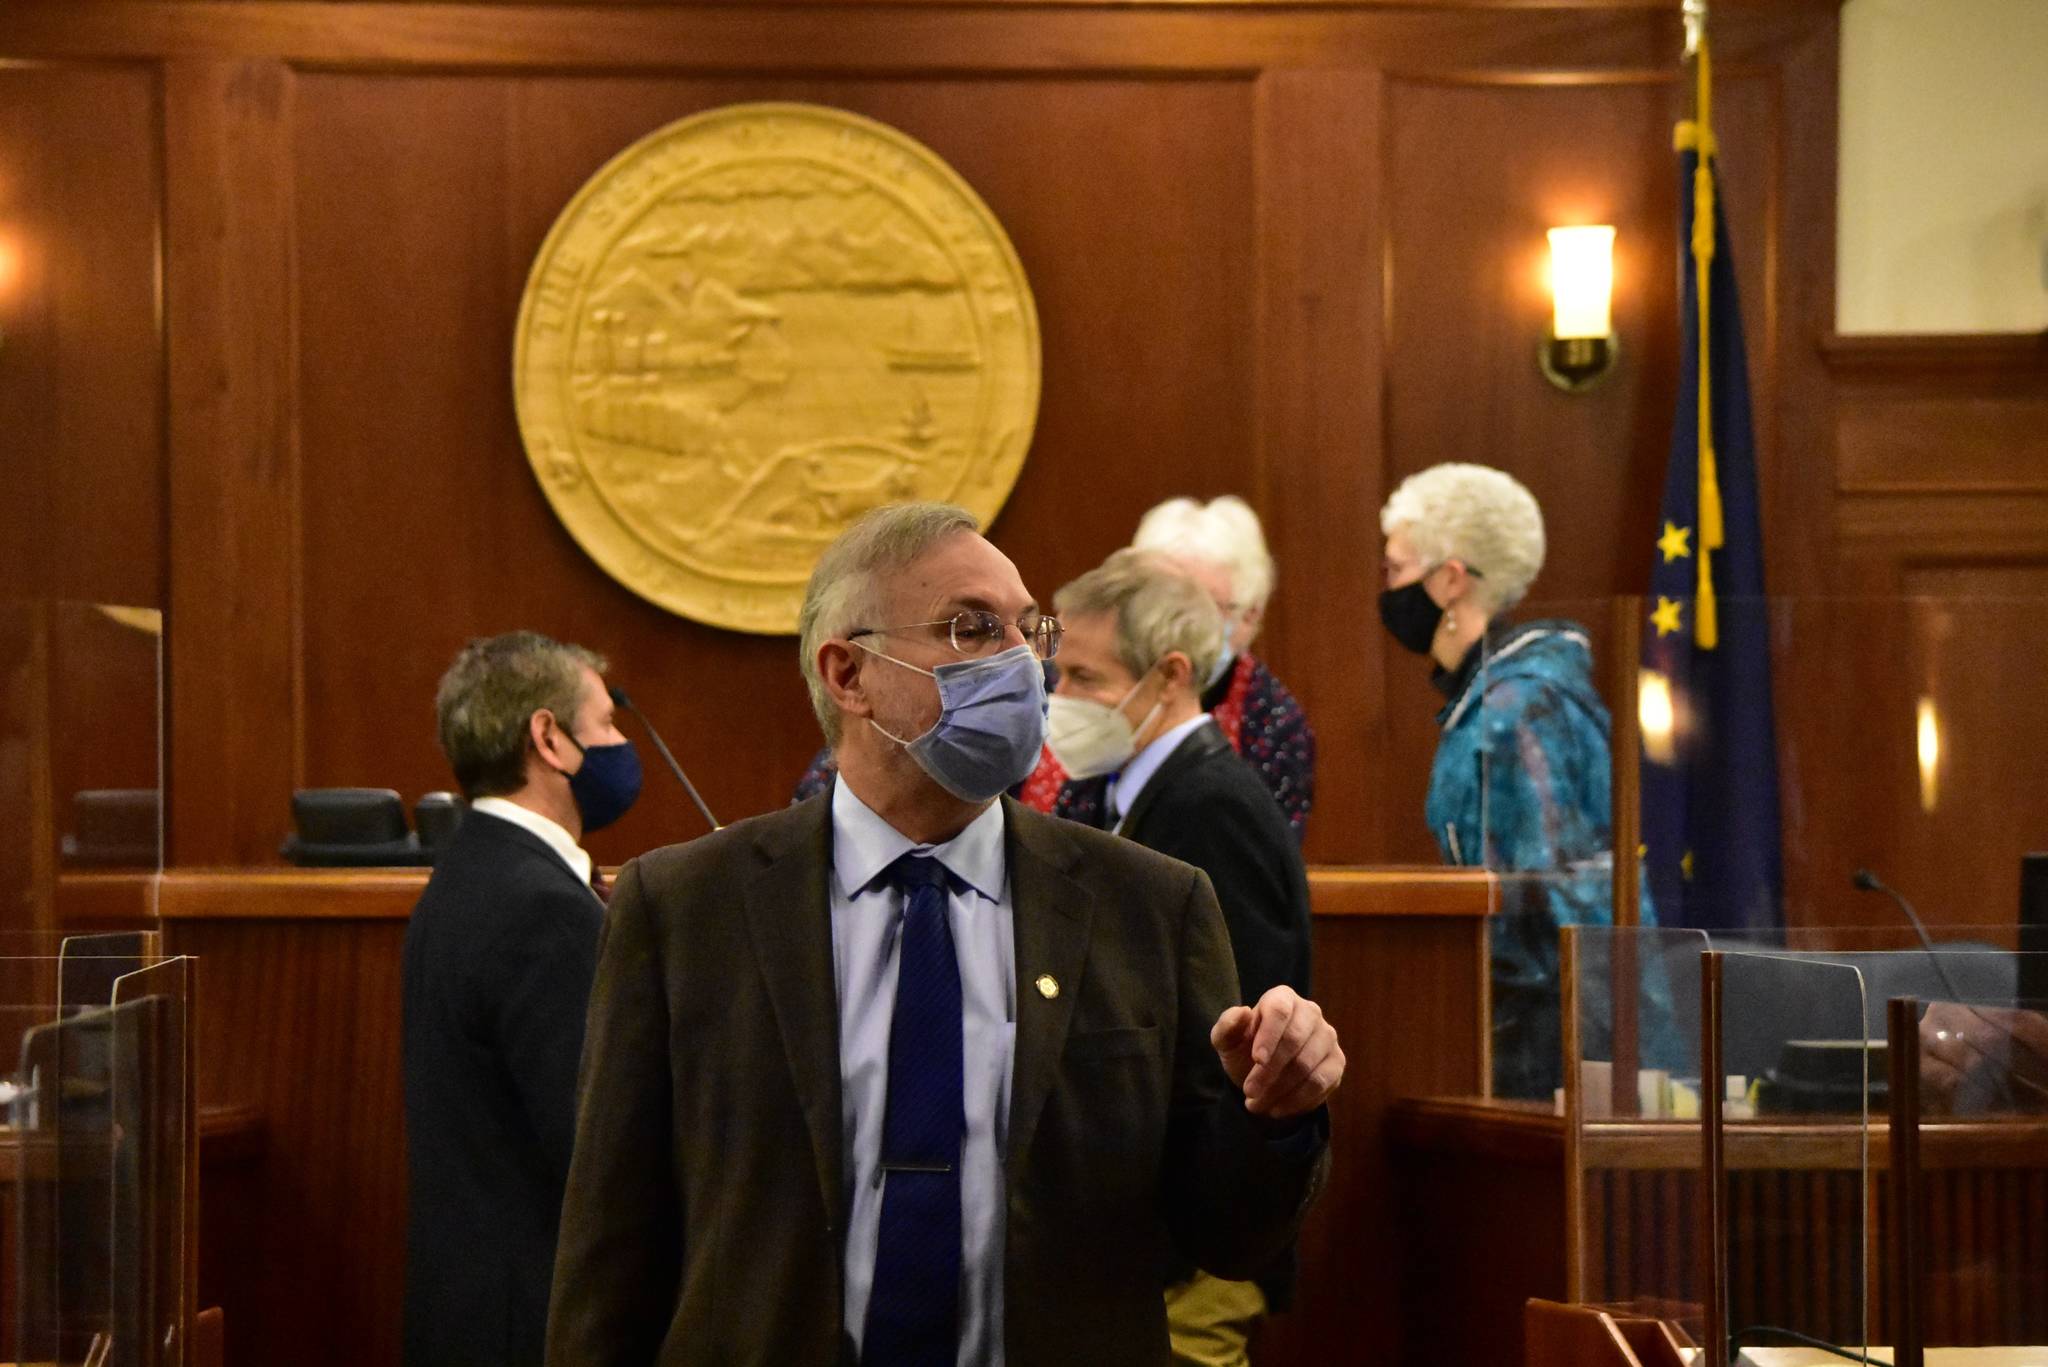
[1838,0,2048,334]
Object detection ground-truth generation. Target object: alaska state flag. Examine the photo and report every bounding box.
[1638,127,1784,932]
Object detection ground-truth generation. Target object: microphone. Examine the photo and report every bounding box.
[610,687,722,832]
[1852,866,1965,1002]
[1852,867,2045,1108]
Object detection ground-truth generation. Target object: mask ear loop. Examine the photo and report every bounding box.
[849,638,939,747]
[1120,663,1171,751]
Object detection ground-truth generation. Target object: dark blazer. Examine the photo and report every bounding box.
[1116,720,1316,1306]
[546,793,1328,1367]
[1118,721,1313,1012]
[403,810,605,1367]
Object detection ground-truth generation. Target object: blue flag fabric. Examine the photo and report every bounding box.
[1639,142,1784,932]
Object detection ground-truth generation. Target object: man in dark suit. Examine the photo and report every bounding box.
[547,503,1344,1367]
[1045,549,1314,1366]
[404,631,642,1367]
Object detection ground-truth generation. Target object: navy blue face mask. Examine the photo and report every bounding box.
[563,732,643,833]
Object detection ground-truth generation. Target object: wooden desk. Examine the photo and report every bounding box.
[1390,1097,2048,1367]
[59,864,1493,1367]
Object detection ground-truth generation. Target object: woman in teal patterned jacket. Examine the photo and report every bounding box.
[1379,463,1657,1099]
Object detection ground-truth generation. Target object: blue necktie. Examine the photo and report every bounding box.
[863,853,964,1366]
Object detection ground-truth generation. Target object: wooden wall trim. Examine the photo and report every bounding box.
[1,2,1835,71]
[1821,332,2048,382]
[59,864,1496,921]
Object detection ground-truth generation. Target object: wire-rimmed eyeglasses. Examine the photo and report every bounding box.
[848,610,1062,661]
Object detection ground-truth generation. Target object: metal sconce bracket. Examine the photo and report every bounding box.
[1539,334,1618,392]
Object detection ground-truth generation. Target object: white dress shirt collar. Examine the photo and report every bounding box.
[471,796,593,885]
[1107,712,1214,830]
[830,778,1007,905]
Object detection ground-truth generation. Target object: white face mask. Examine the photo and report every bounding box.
[1045,673,1162,780]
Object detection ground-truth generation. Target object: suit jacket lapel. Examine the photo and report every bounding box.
[1117,720,1225,840]
[1002,798,1094,1186]
[740,796,845,1233]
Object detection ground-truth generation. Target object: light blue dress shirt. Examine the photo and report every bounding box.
[1106,713,1214,833]
[829,780,1016,1367]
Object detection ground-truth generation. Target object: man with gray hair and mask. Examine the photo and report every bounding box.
[548,502,1343,1367]
[1045,548,1313,1367]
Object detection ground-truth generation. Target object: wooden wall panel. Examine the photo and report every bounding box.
[0,62,165,610]
[1253,69,1384,865]
[0,3,1858,876]
[163,60,302,866]
[288,70,1259,862]
[1795,337,2048,933]
[168,914,411,1367]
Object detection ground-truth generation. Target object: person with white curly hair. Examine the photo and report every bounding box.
[1379,462,1654,1099]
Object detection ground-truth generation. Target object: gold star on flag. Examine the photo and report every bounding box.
[1651,597,1685,637]
[1681,850,1695,881]
[1658,521,1693,563]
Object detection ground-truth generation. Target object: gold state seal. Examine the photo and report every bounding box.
[514,103,1042,634]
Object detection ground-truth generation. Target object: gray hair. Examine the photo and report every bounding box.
[1053,549,1226,686]
[1130,495,1276,610]
[1380,463,1546,612]
[435,631,606,799]
[797,502,980,743]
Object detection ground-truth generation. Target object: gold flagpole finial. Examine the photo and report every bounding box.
[1682,0,1708,61]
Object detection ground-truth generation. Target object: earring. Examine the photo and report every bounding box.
[1444,609,1458,634]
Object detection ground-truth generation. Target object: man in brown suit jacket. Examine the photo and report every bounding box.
[547,503,1344,1367]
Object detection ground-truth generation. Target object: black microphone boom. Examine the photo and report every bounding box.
[1852,866,1964,1002]
[610,687,722,832]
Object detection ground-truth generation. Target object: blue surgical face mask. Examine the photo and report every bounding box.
[856,641,1049,803]
[564,734,643,833]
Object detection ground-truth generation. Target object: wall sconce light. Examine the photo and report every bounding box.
[0,230,19,356]
[1541,225,1617,391]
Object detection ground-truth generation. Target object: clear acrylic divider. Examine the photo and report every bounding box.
[1,598,165,944]
[6,949,195,1365]
[1710,950,1874,1367]
[1564,924,1714,1352]
[1885,951,2048,1366]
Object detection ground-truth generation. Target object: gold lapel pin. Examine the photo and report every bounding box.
[1035,974,1059,1000]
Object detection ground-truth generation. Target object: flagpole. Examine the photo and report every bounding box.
[1681,0,1723,648]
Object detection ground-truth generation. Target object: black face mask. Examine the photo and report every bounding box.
[1379,579,1445,656]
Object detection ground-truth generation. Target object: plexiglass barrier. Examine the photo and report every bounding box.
[1882,953,2048,1364]
[1710,950,1875,1366]
[1460,596,2048,1100]
[1563,925,1711,1350]
[2,947,193,1365]
[1,598,164,943]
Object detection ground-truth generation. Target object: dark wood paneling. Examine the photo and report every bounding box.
[0,3,1852,874]
[0,3,1835,72]
[1253,67,1384,867]
[170,913,410,1367]
[163,61,302,866]
[1793,335,2048,933]
[287,70,1260,862]
[1832,336,2048,496]
[1261,910,1488,1365]
[0,63,165,608]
